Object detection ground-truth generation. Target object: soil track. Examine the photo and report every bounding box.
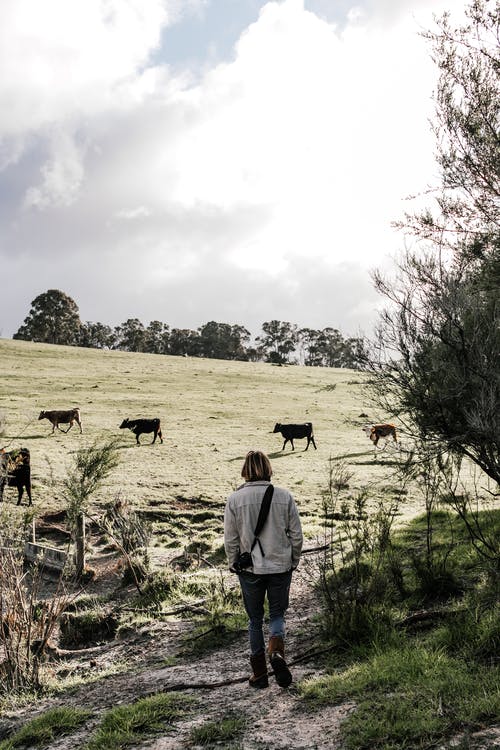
[0,565,352,750]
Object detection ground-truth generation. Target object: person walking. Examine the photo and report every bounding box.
[224,450,303,689]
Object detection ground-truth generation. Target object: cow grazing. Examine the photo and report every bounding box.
[39,408,82,434]
[0,448,32,506]
[363,423,398,448]
[120,418,163,445]
[273,422,317,451]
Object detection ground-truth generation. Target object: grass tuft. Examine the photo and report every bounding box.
[189,713,246,747]
[0,707,90,750]
[84,692,195,750]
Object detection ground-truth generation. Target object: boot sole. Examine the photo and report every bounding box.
[270,654,292,688]
[249,675,269,689]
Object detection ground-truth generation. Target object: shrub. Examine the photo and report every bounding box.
[0,529,74,693]
[134,570,175,610]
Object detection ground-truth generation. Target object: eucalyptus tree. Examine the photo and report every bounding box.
[168,327,201,356]
[198,321,251,360]
[144,320,169,354]
[14,289,81,345]
[113,318,146,352]
[79,321,116,349]
[257,320,298,364]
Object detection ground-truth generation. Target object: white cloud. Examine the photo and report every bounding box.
[114,206,152,220]
[24,130,86,208]
[1,0,455,339]
[0,1,172,137]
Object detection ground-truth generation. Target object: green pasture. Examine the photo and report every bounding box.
[0,338,414,545]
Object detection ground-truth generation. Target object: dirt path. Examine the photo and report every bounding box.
[0,567,353,750]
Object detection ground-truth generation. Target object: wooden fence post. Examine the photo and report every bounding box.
[75,513,86,577]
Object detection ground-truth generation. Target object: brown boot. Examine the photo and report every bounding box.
[268,635,292,688]
[249,651,269,689]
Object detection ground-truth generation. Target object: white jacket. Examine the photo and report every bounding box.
[224,480,303,574]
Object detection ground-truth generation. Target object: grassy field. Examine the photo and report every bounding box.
[0,338,413,543]
[1,339,499,750]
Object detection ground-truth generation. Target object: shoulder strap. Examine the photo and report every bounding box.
[250,484,274,553]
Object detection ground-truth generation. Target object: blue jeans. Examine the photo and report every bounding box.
[238,570,293,656]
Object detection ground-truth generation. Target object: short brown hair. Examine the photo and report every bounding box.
[241,450,273,482]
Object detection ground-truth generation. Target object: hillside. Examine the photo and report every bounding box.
[0,339,498,750]
[0,338,412,525]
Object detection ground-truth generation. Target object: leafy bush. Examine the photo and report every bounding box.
[316,459,401,644]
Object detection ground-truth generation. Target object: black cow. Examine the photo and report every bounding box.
[273,422,317,451]
[0,448,32,505]
[119,418,163,445]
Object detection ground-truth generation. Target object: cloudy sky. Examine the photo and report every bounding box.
[0,0,455,341]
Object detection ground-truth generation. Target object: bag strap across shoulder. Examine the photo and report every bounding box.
[250,484,274,554]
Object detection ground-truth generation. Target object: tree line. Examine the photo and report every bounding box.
[12,290,368,368]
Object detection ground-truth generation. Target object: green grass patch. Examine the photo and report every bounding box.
[426,598,500,661]
[0,707,90,750]
[189,713,246,747]
[84,692,195,750]
[311,503,500,748]
[390,509,500,605]
[300,643,500,749]
[396,509,500,574]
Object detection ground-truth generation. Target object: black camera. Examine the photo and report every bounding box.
[233,551,252,573]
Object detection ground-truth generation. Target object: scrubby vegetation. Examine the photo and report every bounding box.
[301,461,500,749]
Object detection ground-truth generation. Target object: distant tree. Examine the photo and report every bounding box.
[144,321,169,354]
[298,327,366,368]
[14,289,81,345]
[79,321,116,349]
[257,320,298,364]
[342,337,369,370]
[114,318,146,352]
[230,324,252,360]
[298,328,322,366]
[198,321,251,360]
[168,328,201,356]
[318,328,346,368]
[371,0,500,484]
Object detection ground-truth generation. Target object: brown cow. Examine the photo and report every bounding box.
[363,423,398,448]
[39,408,82,434]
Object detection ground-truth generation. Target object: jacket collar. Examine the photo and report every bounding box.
[237,480,271,490]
